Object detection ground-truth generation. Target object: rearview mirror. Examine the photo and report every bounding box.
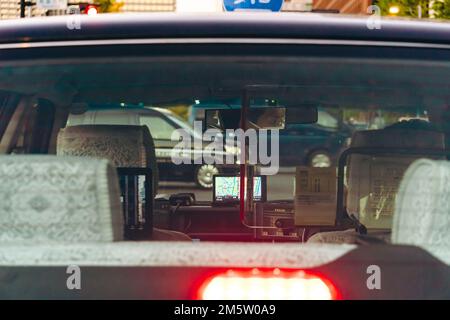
[205,106,317,131]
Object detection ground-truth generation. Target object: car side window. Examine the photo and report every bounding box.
[284,126,314,136]
[317,110,338,129]
[0,97,55,155]
[0,92,19,142]
[283,127,302,136]
[140,116,180,140]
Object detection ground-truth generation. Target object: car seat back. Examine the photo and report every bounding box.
[346,122,444,230]
[392,159,450,263]
[57,124,158,195]
[0,155,123,243]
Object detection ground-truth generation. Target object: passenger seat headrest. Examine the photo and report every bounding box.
[392,159,450,263]
[0,155,123,244]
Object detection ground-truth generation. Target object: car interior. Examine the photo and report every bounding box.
[0,53,449,267]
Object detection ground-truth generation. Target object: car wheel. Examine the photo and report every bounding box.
[195,164,219,189]
[309,151,331,168]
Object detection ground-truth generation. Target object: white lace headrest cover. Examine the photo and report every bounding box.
[0,156,123,243]
[57,125,148,167]
[393,159,450,262]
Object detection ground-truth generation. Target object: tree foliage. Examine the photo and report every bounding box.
[432,0,450,19]
[96,0,124,13]
[374,0,450,19]
[374,0,428,17]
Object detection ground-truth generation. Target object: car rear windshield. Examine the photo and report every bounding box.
[0,48,449,246]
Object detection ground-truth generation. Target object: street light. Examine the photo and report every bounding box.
[389,5,400,15]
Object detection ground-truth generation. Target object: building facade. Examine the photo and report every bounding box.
[121,0,175,12]
[313,0,372,14]
[282,0,313,11]
[1,0,370,20]
[0,0,176,20]
[0,0,17,20]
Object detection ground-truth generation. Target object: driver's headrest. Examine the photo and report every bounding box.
[57,124,159,195]
[0,155,123,244]
[57,125,153,167]
[392,159,450,264]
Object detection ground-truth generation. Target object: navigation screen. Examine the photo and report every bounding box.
[214,176,264,203]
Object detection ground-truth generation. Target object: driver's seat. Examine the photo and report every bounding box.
[57,124,191,241]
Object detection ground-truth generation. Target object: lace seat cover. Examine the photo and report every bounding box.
[57,124,189,241]
[0,155,123,244]
[347,127,444,230]
[0,241,356,268]
[392,159,450,264]
[308,229,360,244]
[57,125,158,194]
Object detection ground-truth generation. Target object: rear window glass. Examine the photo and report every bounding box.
[0,51,449,248]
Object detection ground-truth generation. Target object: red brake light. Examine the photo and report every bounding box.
[86,5,98,15]
[199,269,339,300]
